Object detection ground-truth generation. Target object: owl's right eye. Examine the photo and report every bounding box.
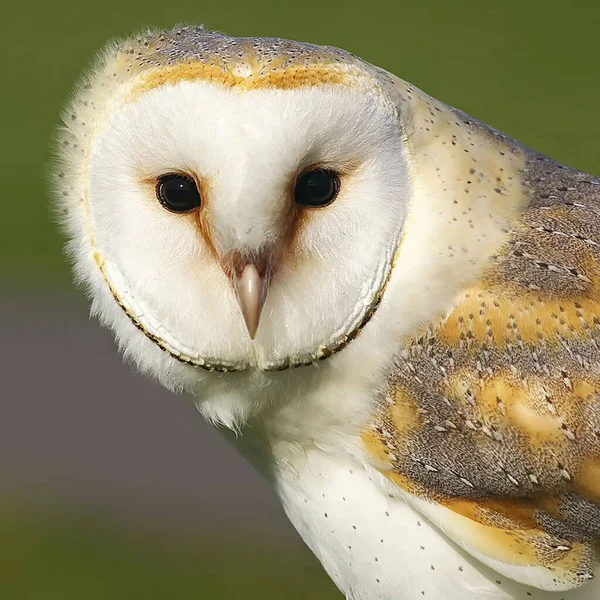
[156,173,202,213]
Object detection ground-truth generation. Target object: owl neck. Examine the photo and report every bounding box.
[212,355,383,483]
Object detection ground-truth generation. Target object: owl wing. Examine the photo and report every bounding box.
[362,80,600,592]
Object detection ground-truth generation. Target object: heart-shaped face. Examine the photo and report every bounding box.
[57,28,409,382]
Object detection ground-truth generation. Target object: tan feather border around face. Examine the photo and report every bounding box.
[79,48,401,373]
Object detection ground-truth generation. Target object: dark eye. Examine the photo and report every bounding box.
[294,169,340,207]
[156,173,201,213]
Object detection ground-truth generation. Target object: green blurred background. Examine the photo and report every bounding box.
[1,0,599,598]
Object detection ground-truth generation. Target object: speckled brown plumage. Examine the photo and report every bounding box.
[365,129,600,584]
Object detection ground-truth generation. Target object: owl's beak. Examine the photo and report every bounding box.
[231,263,268,340]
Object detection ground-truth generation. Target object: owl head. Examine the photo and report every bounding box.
[54,26,417,423]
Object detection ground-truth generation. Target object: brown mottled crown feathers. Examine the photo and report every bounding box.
[364,112,600,585]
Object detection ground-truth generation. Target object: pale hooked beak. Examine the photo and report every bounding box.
[231,263,268,340]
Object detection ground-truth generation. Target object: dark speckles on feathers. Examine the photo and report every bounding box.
[126,26,358,72]
[367,145,600,563]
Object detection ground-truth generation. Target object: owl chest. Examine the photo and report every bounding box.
[270,450,588,600]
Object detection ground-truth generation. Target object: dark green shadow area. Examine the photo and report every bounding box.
[0,504,338,599]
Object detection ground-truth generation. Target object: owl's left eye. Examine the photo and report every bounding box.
[294,169,340,207]
[156,173,201,213]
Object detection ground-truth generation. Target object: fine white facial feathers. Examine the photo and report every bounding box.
[55,28,410,394]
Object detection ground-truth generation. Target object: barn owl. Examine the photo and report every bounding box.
[54,25,600,600]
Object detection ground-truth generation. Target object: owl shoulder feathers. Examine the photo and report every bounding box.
[362,80,600,592]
